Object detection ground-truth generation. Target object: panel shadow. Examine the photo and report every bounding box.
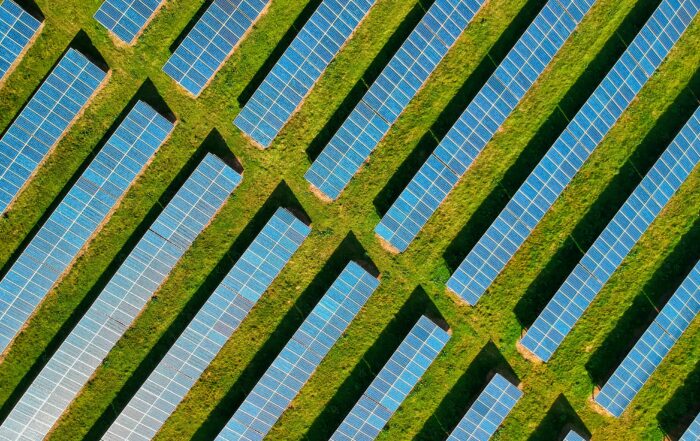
[303,285,443,441]
[79,180,305,440]
[191,231,374,440]
[414,341,517,441]
[442,0,665,274]
[372,0,549,217]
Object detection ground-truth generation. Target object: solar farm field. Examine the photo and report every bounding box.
[0,0,698,440]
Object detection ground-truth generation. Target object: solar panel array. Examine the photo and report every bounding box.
[519,106,700,363]
[680,412,700,441]
[374,0,596,253]
[304,0,485,201]
[330,315,450,441]
[0,48,108,214]
[446,373,522,441]
[0,154,241,441]
[234,0,377,149]
[594,260,700,417]
[563,430,586,441]
[0,0,41,82]
[163,0,269,97]
[103,207,311,441]
[215,261,380,441]
[94,0,165,45]
[0,100,174,356]
[446,0,699,305]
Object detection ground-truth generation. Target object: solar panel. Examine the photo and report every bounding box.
[563,430,586,441]
[94,0,165,45]
[234,0,378,149]
[304,0,486,201]
[374,0,597,253]
[594,260,700,417]
[519,106,700,362]
[0,48,108,214]
[446,373,522,441]
[163,0,270,97]
[0,0,41,82]
[330,315,450,441]
[0,100,174,356]
[680,412,700,441]
[103,207,311,441]
[0,153,241,441]
[446,0,699,305]
[215,261,380,441]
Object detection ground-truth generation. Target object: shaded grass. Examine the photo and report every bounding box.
[0,0,696,441]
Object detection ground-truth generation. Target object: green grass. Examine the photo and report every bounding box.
[0,0,698,440]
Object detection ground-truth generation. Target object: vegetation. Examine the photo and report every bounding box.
[0,0,697,440]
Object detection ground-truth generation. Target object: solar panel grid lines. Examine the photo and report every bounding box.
[446,373,522,441]
[680,412,700,441]
[446,0,700,305]
[233,0,379,149]
[0,47,109,214]
[215,261,380,441]
[562,429,587,441]
[163,0,271,97]
[374,0,598,253]
[330,315,450,441]
[0,99,174,356]
[0,153,241,441]
[518,105,700,363]
[593,260,700,417]
[102,207,311,441]
[0,0,42,84]
[94,0,166,45]
[304,0,487,201]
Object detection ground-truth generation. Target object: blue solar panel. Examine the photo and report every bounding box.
[304,0,486,201]
[374,0,597,252]
[680,412,700,441]
[94,0,165,45]
[447,373,522,441]
[330,316,450,441]
[447,0,699,304]
[215,261,380,441]
[163,0,270,96]
[234,0,378,148]
[519,106,700,362]
[594,260,700,417]
[103,207,310,441]
[563,430,586,441]
[0,48,108,214]
[0,153,241,441]
[0,100,174,356]
[0,0,41,82]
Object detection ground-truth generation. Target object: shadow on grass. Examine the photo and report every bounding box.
[414,341,517,441]
[0,78,170,283]
[305,0,433,161]
[527,394,589,441]
[442,0,664,273]
[302,286,443,441]
[168,1,211,54]
[79,180,306,441]
[237,0,322,107]
[14,0,43,21]
[657,361,700,440]
[0,131,238,425]
[191,231,375,441]
[585,216,700,386]
[372,0,547,217]
[513,67,700,330]
[0,31,108,160]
